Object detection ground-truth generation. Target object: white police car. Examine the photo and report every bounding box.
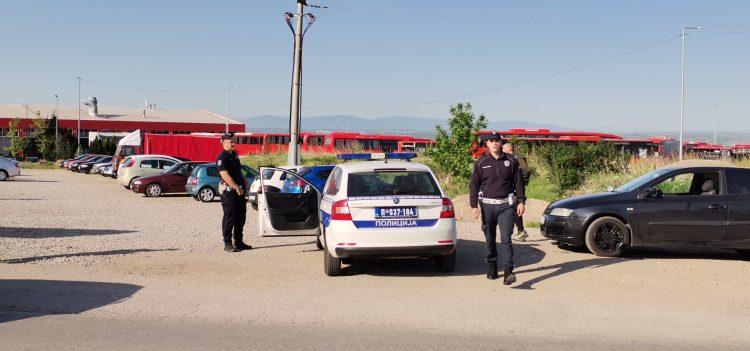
[257,153,457,276]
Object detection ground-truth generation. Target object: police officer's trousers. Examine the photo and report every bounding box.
[480,202,514,269]
[221,189,247,244]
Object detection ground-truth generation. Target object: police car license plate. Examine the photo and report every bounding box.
[375,207,418,219]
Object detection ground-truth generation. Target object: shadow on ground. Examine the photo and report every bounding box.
[0,279,142,324]
[340,238,548,278]
[5,179,59,183]
[1,248,178,264]
[0,227,137,239]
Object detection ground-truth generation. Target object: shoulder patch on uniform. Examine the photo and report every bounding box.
[504,160,510,167]
[217,160,222,166]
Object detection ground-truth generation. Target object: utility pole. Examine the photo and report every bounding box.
[54,93,59,157]
[679,26,702,161]
[226,86,235,133]
[76,76,82,155]
[287,0,307,166]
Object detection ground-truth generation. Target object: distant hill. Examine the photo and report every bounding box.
[241,115,566,137]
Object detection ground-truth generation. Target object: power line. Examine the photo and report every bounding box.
[80,78,226,94]
[299,34,682,112]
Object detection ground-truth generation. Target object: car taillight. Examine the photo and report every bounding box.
[440,197,455,218]
[14,162,20,169]
[191,177,198,186]
[331,199,352,220]
[292,178,305,187]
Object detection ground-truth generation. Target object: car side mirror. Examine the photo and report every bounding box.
[642,187,663,199]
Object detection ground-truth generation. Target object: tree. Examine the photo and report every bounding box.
[428,102,487,179]
[4,118,29,159]
[30,116,57,161]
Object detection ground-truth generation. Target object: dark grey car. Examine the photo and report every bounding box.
[541,166,750,257]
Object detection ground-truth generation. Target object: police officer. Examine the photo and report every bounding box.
[217,132,252,253]
[470,132,526,285]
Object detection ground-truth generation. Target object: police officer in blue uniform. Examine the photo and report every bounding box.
[217,132,252,252]
[470,132,526,285]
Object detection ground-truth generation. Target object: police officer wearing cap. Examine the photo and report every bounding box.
[217,132,252,252]
[470,132,526,285]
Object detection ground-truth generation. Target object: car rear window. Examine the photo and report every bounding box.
[726,168,750,195]
[347,171,440,197]
[206,166,219,177]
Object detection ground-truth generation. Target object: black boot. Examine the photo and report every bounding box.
[234,242,252,251]
[503,266,516,286]
[224,242,235,252]
[486,261,499,280]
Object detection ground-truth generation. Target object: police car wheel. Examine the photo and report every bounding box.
[584,216,628,257]
[324,248,341,276]
[198,187,215,202]
[0,170,7,181]
[435,250,456,273]
[146,183,162,197]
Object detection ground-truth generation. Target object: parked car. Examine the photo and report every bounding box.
[77,156,113,173]
[67,154,101,170]
[117,155,181,189]
[186,163,259,202]
[24,157,39,163]
[60,154,90,168]
[101,164,116,178]
[0,157,21,181]
[541,166,750,257]
[91,160,114,174]
[280,165,334,194]
[131,161,207,197]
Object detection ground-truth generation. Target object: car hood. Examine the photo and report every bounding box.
[549,191,626,210]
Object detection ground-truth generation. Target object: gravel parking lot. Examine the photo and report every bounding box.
[2,169,750,350]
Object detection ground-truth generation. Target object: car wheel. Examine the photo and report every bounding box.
[435,249,456,272]
[316,235,324,250]
[146,183,163,197]
[0,170,7,181]
[324,247,342,276]
[584,216,628,257]
[198,187,215,202]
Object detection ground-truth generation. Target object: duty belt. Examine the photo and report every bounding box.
[480,197,511,205]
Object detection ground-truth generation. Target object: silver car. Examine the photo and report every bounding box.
[0,157,21,181]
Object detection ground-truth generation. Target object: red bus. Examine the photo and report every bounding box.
[730,144,750,159]
[684,141,725,159]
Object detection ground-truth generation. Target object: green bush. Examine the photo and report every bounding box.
[427,102,487,180]
[535,143,629,193]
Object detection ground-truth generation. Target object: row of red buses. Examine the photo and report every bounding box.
[472,129,681,158]
[196,131,435,156]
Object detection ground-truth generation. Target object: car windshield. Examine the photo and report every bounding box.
[615,168,673,192]
[164,163,184,174]
[347,171,441,197]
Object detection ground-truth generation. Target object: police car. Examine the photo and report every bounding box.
[256,153,457,276]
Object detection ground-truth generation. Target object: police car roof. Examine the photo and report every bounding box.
[337,160,432,173]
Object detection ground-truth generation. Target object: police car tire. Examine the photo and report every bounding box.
[584,216,628,257]
[435,250,456,272]
[324,248,341,276]
[0,170,7,181]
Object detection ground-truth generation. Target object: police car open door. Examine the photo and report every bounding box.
[258,167,321,237]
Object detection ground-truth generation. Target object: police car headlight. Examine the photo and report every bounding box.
[550,208,574,217]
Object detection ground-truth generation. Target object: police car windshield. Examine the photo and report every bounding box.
[347,171,441,197]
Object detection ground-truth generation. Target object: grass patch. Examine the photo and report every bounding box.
[525,221,540,229]
[19,160,58,169]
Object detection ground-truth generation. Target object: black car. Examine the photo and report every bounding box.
[77,156,113,173]
[541,166,750,257]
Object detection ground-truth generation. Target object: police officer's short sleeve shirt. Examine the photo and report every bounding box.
[216,150,245,188]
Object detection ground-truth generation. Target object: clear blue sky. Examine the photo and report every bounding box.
[2,0,749,132]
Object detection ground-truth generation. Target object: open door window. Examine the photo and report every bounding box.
[258,167,321,237]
